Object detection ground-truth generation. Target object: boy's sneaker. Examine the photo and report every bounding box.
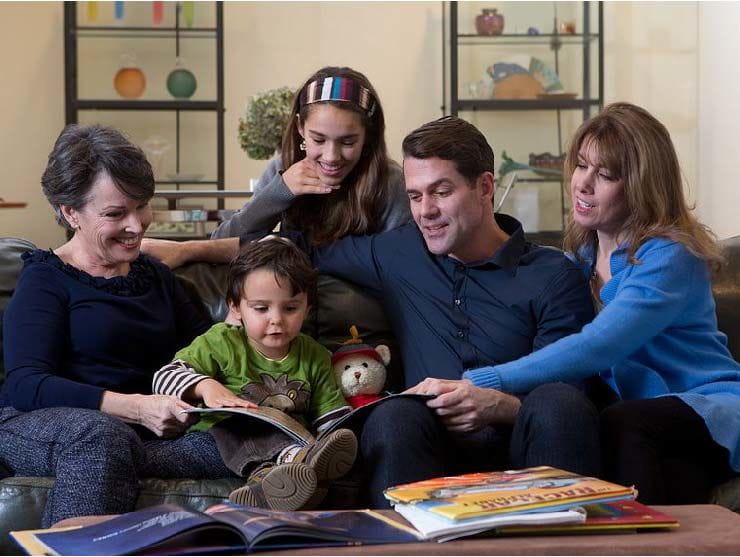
[293,428,358,483]
[229,462,317,511]
[288,428,358,509]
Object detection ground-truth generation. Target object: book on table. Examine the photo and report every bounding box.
[185,392,434,445]
[392,503,587,542]
[10,503,422,556]
[384,466,637,522]
[498,499,679,535]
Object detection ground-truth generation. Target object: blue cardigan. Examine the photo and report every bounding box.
[464,237,740,471]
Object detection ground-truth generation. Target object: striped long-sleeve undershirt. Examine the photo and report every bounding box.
[152,359,209,399]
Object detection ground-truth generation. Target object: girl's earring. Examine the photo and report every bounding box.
[299,140,307,151]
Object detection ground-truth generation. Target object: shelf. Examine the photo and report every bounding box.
[153,190,253,199]
[155,180,219,185]
[456,98,601,111]
[509,177,564,184]
[457,33,599,46]
[74,26,217,39]
[75,100,219,111]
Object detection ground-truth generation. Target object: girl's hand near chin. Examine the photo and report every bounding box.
[282,159,335,196]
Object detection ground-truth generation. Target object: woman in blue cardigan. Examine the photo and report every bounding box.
[411,103,740,504]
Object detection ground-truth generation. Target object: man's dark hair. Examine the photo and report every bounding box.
[227,237,318,307]
[402,116,495,184]
[41,124,154,230]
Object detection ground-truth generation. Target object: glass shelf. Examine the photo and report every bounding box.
[457,99,601,111]
[153,190,253,199]
[74,26,217,39]
[155,180,219,185]
[457,33,599,46]
[75,100,219,110]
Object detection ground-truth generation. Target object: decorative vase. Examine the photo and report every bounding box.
[113,55,145,99]
[114,1,125,25]
[166,59,197,99]
[152,1,163,25]
[475,8,504,36]
[181,1,194,28]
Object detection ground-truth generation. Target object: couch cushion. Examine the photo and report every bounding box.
[716,236,740,360]
[710,475,740,513]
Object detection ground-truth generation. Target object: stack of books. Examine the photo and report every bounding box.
[384,466,678,541]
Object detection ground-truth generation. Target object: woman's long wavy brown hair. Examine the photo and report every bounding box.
[563,102,723,271]
[280,66,391,246]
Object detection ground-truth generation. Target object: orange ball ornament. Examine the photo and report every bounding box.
[114,67,146,99]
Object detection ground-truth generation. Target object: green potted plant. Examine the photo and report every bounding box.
[238,86,295,160]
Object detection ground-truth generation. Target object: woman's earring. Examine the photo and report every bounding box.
[299,140,307,151]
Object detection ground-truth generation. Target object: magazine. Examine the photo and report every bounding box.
[497,500,679,535]
[384,466,637,522]
[393,503,585,542]
[11,503,422,556]
[185,392,434,446]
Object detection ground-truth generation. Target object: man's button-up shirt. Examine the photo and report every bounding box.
[314,214,594,390]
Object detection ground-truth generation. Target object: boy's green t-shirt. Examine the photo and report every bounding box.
[175,323,346,431]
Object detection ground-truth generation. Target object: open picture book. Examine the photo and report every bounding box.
[11,503,422,556]
[185,392,433,445]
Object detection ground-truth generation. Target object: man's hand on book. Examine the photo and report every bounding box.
[405,378,521,432]
[195,378,259,409]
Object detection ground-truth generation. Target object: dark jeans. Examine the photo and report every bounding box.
[601,396,735,504]
[359,382,601,508]
[0,406,236,527]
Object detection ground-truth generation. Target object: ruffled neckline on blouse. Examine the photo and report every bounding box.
[22,249,157,297]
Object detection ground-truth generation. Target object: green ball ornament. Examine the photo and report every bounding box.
[167,67,197,99]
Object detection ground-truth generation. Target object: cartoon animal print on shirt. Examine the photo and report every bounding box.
[240,373,311,415]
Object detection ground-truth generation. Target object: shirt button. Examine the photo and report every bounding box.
[454,299,461,306]
[457,330,465,338]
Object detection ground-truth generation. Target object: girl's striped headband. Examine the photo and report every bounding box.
[299,76,376,116]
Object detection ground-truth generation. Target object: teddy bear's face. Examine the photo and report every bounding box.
[333,354,387,398]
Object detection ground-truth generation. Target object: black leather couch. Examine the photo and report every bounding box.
[0,236,739,553]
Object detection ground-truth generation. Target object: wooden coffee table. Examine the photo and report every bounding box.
[56,504,740,555]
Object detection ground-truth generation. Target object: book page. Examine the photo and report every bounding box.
[186,406,315,445]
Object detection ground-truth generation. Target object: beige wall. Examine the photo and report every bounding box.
[604,1,699,206]
[0,1,737,249]
[0,2,65,248]
[697,1,740,240]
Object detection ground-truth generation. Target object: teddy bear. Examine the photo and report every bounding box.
[331,326,390,409]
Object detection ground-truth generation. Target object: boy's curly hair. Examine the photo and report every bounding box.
[226,237,318,307]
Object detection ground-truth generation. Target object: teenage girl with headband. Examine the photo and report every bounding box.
[142,66,410,267]
[213,66,410,244]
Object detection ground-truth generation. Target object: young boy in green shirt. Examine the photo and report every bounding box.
[153,237,355,510]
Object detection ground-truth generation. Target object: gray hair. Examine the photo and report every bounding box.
[41,124,154,230]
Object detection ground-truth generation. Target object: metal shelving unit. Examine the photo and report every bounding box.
[447,2,603,119]
[444,1,604,234]
[63,1,225,210]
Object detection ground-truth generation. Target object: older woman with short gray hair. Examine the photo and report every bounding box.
[0,124,238,527]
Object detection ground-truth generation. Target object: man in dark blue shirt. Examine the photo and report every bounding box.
[310,116,599,507]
